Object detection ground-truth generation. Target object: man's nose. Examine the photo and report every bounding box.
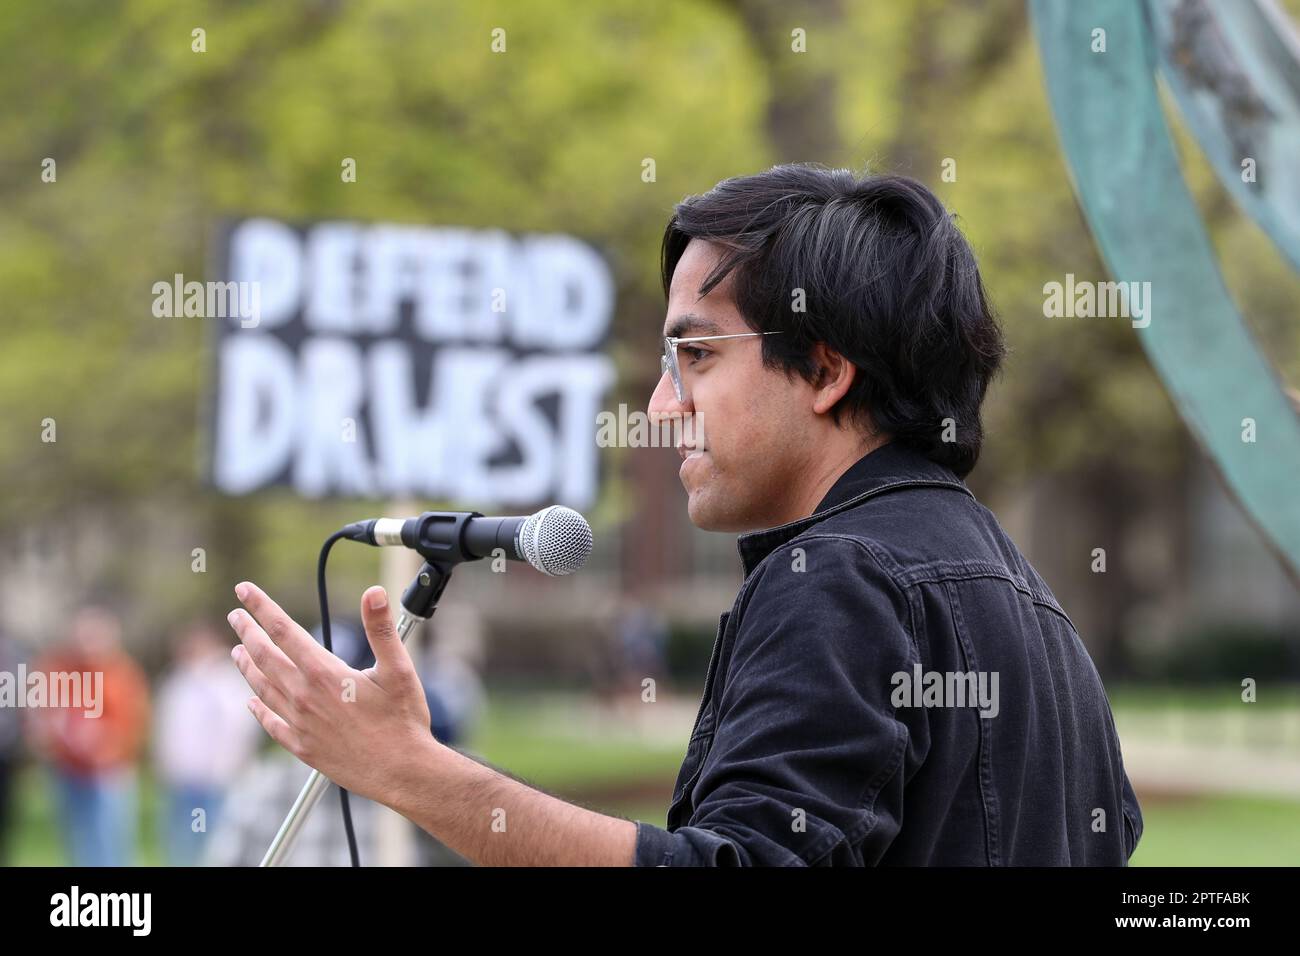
[648,367,690,424]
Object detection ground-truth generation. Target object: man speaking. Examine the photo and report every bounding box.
[226,164,1143,866]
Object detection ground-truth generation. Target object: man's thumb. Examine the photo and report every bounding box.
[360,586,411,675]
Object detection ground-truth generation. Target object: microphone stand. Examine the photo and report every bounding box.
[260,560,453,867]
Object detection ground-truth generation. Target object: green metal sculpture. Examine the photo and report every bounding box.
[1030,0,1300,579]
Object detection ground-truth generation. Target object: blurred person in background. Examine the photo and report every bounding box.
[153,619,261,866]
[204,738,382,867]
[27,606,149,867]
[418,603,485,748]
[615,600,668,701]
[594,599,669,725]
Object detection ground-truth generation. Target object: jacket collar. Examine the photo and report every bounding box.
[734,441,973,576]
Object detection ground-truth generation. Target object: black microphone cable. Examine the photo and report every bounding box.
[317,529,361,867]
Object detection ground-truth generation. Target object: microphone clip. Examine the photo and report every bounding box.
[341,511,486,565]
[400,560,455,620]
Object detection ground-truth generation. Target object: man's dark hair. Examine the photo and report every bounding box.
[661,163,1005,478]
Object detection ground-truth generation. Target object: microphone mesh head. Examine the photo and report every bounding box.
[519,506,593,576]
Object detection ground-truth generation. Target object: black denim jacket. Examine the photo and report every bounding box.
[634,441,1142,866]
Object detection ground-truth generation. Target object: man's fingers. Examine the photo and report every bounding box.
[227,608,302,691]
[359,586,414,681]
[246,696,302,756]
[231,643,298,722]
[235,581,327,668]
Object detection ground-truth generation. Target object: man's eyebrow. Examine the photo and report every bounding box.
[664,314,726,339]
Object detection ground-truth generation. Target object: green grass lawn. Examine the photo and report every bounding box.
[1128,796,1300,867]
[463,695,688,795]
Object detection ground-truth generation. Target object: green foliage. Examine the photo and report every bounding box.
[1127,624,1300,684]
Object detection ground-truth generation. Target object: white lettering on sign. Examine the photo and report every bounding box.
[210,219,616,507]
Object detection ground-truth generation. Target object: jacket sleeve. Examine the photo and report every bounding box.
[634,536,922,866]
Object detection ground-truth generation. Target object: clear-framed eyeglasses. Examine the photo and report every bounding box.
[660,331,784,403]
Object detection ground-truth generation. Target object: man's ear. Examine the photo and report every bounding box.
[810,342,856,416]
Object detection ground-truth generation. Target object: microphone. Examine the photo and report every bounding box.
[339,506,593,576]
